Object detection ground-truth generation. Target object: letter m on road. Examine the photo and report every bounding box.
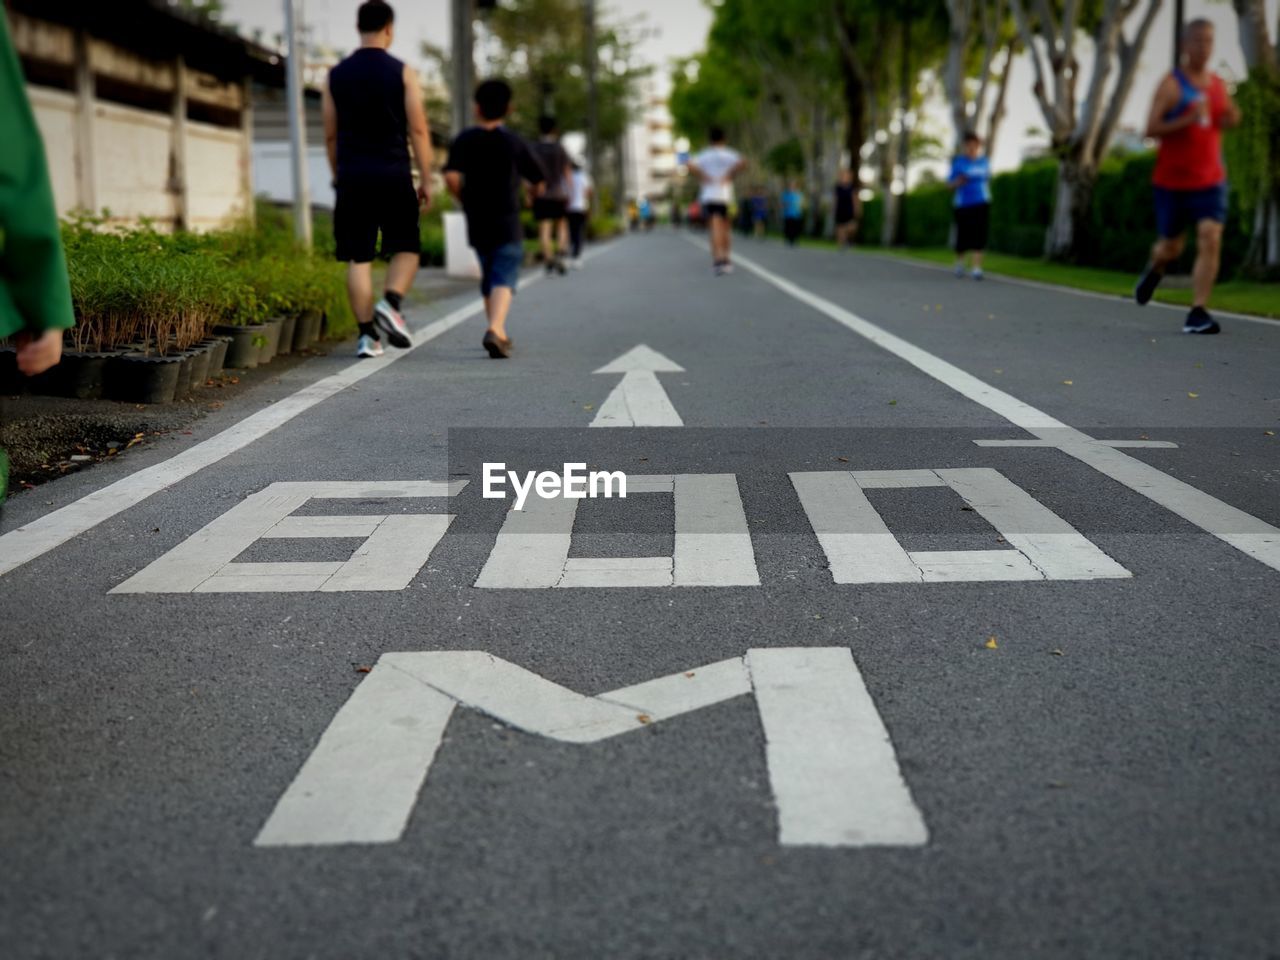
[254,649,927,849]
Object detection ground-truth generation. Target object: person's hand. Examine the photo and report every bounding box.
[16,329,64,376]
[417,183,432,210]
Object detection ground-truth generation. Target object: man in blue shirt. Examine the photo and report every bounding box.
[948,131,991,280]
[781,182,805,246]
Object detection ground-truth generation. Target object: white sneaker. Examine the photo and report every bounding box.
[356,334,384,358]
[373,298,412,349]
[954,263,966,277]
[971,268,984,281]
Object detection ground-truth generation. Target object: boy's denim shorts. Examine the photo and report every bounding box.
[476,242,524,297]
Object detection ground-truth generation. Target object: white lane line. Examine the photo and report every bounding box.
[255,647,924,848]
[974,439,1179,449]
[720,243,1280,575]
[0,242,622,579]
[850,248,1280,328]
[590,345,685,427]
[746,647,928,846]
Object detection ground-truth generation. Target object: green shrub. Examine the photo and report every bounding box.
[989,158,1057,258]
[901,185,952,247]
[588,215,623,240]
[62,207,356,353]
[858,151,1255,279]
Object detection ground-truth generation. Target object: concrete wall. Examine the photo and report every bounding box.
[12,9,255,232]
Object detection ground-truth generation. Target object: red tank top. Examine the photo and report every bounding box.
[1153,71,1227,190]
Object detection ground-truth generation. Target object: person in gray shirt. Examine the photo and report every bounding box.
[531,116,572,275]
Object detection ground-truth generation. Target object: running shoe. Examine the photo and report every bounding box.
[971,268,984,281]
[356,334,384,358]
[1182,306,1220,335]
[373,298,412,349]
[720,261,734,275]
[954,263,966,278]
[1134,265,1163,305]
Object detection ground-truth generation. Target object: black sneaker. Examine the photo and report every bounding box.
[1182,306,1220,335]
[1134,265,1163,305]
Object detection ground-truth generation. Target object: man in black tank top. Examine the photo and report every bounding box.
[322,0,433,358]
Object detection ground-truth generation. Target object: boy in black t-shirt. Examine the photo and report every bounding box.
[443,80,546,358]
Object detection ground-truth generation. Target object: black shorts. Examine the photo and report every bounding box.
[333,175,420,263]
[954,203,990,253]
[533,198,568,221]
[703,202,729,221]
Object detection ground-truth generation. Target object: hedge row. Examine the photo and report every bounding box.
[62,204,355,354]
[859,152,1252,277]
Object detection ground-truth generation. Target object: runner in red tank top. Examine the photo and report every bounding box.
[1133,19,1241,335]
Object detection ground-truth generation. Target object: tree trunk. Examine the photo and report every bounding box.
[984,40,1014,158]
[880,128,901,247]
[1045,153,1098,261]
[942,0,971,147]
[836,6,867,190]
[1235,0,1277,71]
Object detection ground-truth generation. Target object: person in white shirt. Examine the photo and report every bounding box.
[566,160,592,268]
[687,126,746,275]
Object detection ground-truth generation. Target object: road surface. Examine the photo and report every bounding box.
[2,232,1278,959]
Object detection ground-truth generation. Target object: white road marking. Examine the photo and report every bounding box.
[672,473,760,586]
[253,660,457,846]
[476,473,759,588]
[790,471,922,583]
[590,345,685,427]
[790,468,1130,583]
[937,468,1129,579]
[722,244,1280,575]
[255,647,926,848]
[111,481,465,593]
[746,647,928,846]
[974,439,1179,449]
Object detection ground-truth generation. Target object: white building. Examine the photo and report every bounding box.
[624,81,677,201]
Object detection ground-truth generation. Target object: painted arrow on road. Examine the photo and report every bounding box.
[590,345,685,427]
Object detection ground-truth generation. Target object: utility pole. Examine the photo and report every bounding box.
[284,0,312,247]
[584,0,601,215]
[451,0,474,137]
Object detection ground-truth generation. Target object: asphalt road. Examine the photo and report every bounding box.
[2,231,1278,960]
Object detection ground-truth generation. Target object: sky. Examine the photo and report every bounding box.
[222,0,712,86]
[224,0,1274,173]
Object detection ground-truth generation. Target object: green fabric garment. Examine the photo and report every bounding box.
[0,16,75,341]
[1,17,75,503]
